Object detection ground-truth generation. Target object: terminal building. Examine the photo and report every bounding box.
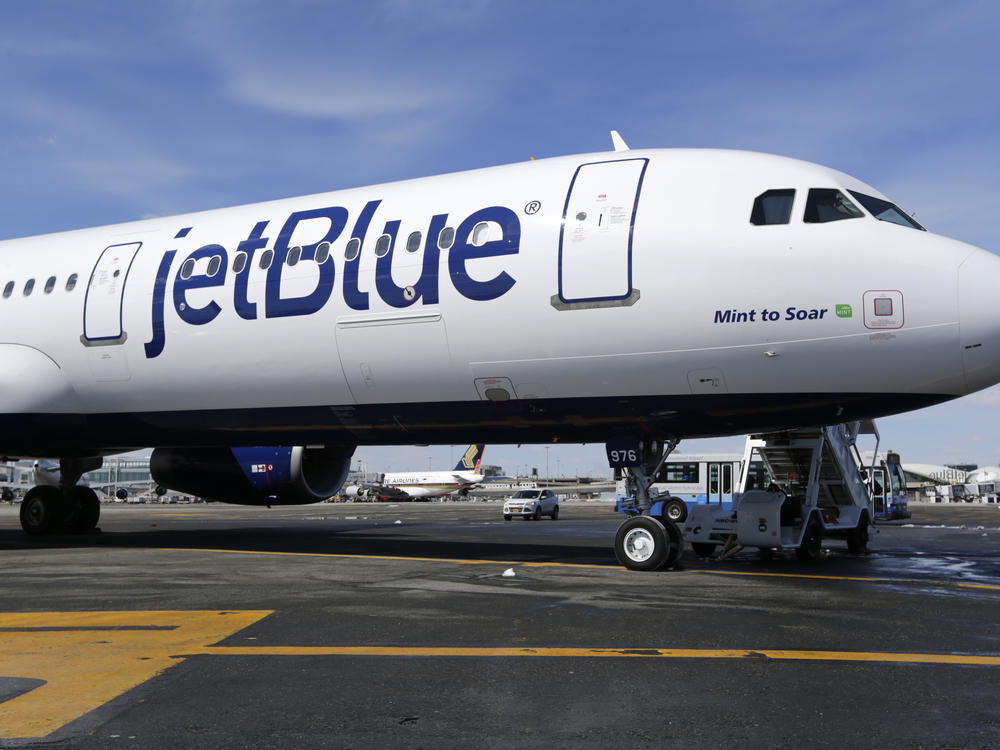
[2,456,155,500]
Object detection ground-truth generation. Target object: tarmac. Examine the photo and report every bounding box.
[1,500,998,748]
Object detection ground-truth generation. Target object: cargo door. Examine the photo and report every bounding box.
[553,158,646,309]
[336,311,455,404]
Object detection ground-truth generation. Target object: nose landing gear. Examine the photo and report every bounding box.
[607,437,683,571]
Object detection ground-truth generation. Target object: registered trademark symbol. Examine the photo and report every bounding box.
[524,200,541,215]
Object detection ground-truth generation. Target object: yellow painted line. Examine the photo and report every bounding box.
[3,610,998,740]
[193,645,1000,666]
[0,610,272,739]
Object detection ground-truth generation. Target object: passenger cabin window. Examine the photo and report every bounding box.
[471,222,495,246]
[259,249,274,269]
[23,278,35,296]
[180,259,196,280]
[374,234,391,258]
[232,252,247,274]
[405,231,422,252]
[848,191,925,230]
[65,273,78,292]
[803,189,864,223]
[750,189,795,225]
[44,276,56,294]
[286,246,302,267]
[2,281,13,298]
[207,255,222,277]
[438,227,455,250]
[345,238,361,261]
[315,241,331,264]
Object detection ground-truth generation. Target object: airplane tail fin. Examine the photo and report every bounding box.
[454,444,485,472]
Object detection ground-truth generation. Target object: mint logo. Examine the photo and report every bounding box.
[836,304,853,318]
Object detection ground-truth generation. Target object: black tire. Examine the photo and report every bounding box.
[796,518,823,561]
[663,499,688,523]
[846,514,869,555]
[19,486,65,535]
[550,505,559,520]
[614,516,670,571]
[68,486,101,534]
[662,519,683,569]
[532,507,541,521]
[503,514,512,521]
[691,542,717,558]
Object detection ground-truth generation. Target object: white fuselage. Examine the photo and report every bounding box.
[2,148,999,457]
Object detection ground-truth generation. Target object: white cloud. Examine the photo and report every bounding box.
[227,68,443,120]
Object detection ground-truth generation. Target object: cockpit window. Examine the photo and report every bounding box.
[804,189,864,223]
[750,189,795,225]
[848,191,925,230]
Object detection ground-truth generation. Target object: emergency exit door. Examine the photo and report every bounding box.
[82,242,141,344]
[555,158,647,307]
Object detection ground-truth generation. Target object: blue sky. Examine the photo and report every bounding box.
[2,1,1000,474]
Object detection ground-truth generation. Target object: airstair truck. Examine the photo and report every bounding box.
[683,421,876,560]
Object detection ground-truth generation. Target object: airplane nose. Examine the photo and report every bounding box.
[959,249,1000,392]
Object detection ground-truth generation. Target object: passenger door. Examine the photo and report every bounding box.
[554,158,647,309]
[82,242,142,345]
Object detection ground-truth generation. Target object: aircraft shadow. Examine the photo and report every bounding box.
[0,524,621,567]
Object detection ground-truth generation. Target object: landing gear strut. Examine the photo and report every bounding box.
[607,437,683,571]
[19,457,103,535]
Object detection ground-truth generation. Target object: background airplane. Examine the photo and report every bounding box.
[344,445,485,500]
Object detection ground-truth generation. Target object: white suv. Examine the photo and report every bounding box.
[503,489,559,521]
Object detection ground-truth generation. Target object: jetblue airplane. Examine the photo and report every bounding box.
[344,444,485,499]
[2,134,999,556]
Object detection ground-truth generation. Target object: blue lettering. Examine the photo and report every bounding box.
[448,207,520,301]
[144,250,176,358]
[374,217,446,308]
[374,219,404,307]
[344,200,380,311]
[173,244,228,326]
[265,207,347,318]
[234,220,269,320]
[416,214,446,306]
[144,200,522,359]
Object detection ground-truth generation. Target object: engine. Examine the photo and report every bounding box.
[150,445,355,505]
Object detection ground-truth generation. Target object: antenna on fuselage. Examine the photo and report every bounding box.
[610,130,630,152]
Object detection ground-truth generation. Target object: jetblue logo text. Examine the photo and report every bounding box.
[144,201,521,358]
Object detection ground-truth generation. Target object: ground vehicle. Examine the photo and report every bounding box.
[503,489,559,520]
[616,450,770,523]
[870,451,910,519]
[681,426,872,562]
